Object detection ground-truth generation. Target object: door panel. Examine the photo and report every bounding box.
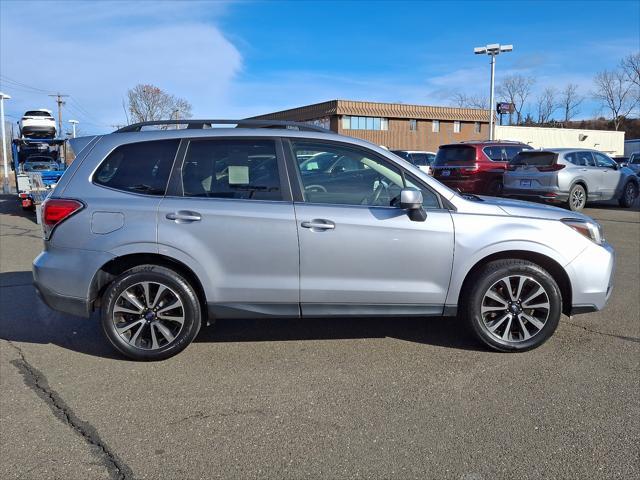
[295,203,454,307]
[158,137,299,306]
[158,197,299,303]
[593,152,621,199]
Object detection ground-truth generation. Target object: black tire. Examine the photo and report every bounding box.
[462,259,562,352]
[618,181,638,208]
[567,183,586,211]
[101,265,201,361]
[487,178,503,196]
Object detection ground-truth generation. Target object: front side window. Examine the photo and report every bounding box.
[291,141,439,208]
[94,139,179,195]
[182,139,281,200]
[453,121,461,133]
[594,152,616,168]
[432,120,440,133]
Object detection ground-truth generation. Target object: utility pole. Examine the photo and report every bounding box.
[49,93,69,165]
[173,108,179,129]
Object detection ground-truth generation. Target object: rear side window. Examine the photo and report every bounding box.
[94,139,179,195]
[510,151,558,166]
[434,146,476,165]
[565,151,594,166]
[182,139,281,200]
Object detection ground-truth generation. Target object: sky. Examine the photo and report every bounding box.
[1,0,638,135]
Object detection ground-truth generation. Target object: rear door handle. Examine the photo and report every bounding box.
[166,211,201,223]
[301,219,335,231]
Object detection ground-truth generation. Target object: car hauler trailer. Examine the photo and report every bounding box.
[11,137,66,210]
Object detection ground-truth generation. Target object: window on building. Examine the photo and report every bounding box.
[474,122,481,134]
[409,119,417,131]
[181,139,282,200]
[342,116,389,131]
[454,121,461,133]
[432,120,440,133]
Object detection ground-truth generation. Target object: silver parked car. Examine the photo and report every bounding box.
[503,148,639,211]
[33,120,615,360]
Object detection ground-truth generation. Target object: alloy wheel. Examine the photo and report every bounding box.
[112,281,185,350]
[571,188,585,210]
[480,275,550,343]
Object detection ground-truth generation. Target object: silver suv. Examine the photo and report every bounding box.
[503,148,639,211]
[33,120,615,360]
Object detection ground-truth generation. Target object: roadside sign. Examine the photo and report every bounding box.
[497,102,515,114]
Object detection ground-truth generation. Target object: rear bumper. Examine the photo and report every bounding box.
[33,280,91,318]
[32,247,115,318]
[502,188,569,203]
[567,241,615,314]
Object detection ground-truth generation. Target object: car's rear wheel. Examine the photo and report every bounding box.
[487,178,503,196]
[101,265,201,361]
[567,184,586,211]
[463,259,562,352]
[619,181,638,208]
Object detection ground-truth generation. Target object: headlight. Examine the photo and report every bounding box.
[561,218,604,245]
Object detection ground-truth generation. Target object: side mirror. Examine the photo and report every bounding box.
[399,188,423,210]
[399,188,427,222]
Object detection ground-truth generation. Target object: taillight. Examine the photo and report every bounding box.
[536,164,566,172]
[42,198,83,239]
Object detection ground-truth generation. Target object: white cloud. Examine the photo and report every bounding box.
[1,1,241,132]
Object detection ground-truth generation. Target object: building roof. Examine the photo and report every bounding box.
[251,99,490,122]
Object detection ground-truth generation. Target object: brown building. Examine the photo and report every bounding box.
[252,99,491,151]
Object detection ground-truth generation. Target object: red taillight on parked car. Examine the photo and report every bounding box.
[536,164,566,172]
[42,198,83,239]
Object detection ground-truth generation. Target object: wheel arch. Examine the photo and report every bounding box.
[89,253,208,321]
[458,250,572,316]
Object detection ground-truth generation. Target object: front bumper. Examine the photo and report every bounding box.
[566,241,615,314]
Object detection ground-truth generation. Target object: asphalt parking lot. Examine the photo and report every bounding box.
[1,195,638,480]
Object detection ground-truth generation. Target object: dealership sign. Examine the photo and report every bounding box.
[497,102,515,114]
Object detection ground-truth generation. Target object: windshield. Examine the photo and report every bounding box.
[434,146,476,165]
[24,162,58,171]
[24,111,52,117]
[510,151,558,166]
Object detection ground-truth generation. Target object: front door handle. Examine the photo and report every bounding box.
[166,211,201,223]
[301,219,335,231]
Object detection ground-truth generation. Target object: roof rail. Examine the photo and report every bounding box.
[459,139,526,144]
[113,119,332,134]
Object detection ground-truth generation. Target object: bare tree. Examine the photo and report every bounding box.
[621,52,640,88]
[535,87,558,124]
[127,84,192,124]
[496,74,535,125]
[450,92,489,109]
[593,68,638,130]
[559,83,583,123]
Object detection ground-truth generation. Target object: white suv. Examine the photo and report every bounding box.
[19,109,57,138]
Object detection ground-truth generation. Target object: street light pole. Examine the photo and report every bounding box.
[69,119,79,138]
[474,43,513,141]
[0,92,11,194]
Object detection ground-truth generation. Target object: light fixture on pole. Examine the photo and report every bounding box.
[474,43,513,140]
[0,92,11,194]
[68,119,79,138]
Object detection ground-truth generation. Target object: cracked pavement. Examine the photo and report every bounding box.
[1,195,638,479]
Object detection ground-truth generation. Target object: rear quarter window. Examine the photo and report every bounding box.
[93,139,180,195]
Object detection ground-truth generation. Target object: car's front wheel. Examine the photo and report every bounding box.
[463,259,562,352]
[101,265,201,361]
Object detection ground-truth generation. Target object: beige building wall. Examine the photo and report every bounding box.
[495,125,625,156]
